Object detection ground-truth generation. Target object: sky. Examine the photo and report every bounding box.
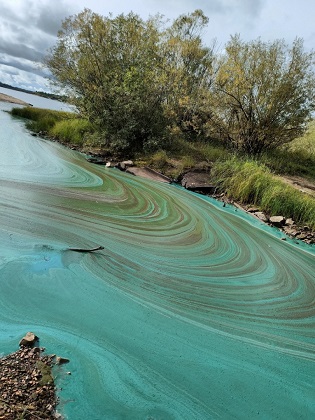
[0,0,314,92]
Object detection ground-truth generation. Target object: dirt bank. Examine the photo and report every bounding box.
[0,92,30,106]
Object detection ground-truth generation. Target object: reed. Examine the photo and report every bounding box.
[51,119,93,146]
[11,107,72,133]
[11,107,93,146]
[212,157,315,229]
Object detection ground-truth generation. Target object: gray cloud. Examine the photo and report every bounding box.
[0,39,44,62]
[0,53,49,77]
[0,62,49,91]
[0,0,74,90]
[36,1,76,36]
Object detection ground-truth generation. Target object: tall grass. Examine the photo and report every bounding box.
[51,119,93,146]
[212,157,315,229]
[11,107,93,146]
[290,121,315,157]
[258,121,315,179]
[260,148,315,179]
[11,107,72,133]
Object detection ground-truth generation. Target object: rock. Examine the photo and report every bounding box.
[118,160,134,170]
[126,167,171,183]
[19,332,38,347]
[285,218,295,226]
[181,171,216,193]
[283,226,297,236]
[55,356,70,365]
[87,157,106,165]
[253,212,269,223]
[296,233,308,240]
[247,207,259,213]
[269,216,285,227]
[106,161,116,167]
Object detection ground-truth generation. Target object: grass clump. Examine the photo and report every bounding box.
[212,157,315,229]
[260,148,315,179]
[51,118,93,146]
[11,107,72,133]
[290,120,315,157]
[11,107,93,146]
[258,121,315,179]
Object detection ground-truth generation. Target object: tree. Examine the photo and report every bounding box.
[46,9,168,154]
[162,10,215,141]
[209,36,315,155]
[45,9,215,155]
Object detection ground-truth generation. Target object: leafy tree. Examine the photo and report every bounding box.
[45,9,215,155]
[209,36,315,155]
[162,10,215,141]
[46,9,168,154]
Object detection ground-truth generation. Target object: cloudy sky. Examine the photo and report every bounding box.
[0,0,314,92]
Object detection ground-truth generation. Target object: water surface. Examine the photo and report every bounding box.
[0,100,314,419]
[0,86,72,111]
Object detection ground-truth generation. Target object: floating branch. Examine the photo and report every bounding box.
[68,246,104,253]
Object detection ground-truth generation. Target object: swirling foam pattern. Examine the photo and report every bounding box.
[0,103,315,419]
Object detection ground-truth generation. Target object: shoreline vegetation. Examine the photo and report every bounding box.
[8,105,315,244]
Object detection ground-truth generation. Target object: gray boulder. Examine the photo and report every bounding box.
[19,332,38,347]
[269,216,285,227]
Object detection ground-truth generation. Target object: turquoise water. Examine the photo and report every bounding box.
[0,101,315,419]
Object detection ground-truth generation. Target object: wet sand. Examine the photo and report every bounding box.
[0,92,30,106]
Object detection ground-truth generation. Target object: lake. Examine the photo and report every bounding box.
[0,96,314,419]
[0,86,72,111]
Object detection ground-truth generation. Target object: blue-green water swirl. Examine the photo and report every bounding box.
[0,102,314,419]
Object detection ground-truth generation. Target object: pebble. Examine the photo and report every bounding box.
[0,340,61,419]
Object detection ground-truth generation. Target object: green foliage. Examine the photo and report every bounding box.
[162,10,215,142]
[211,157,315,229]
[45,9,215,155]
[51,118,93,145]
[45,8,315,158]
[11,107,71,122]
[149,150,169,168]
[11,106,93,146]
[11,107,72,133]
[260,148,315,179]
[289,120,315,157]
[209,36,315,155]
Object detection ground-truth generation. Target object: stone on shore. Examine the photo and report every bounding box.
[253,211,269,223]
[55,356,70,365]
[19,331,38,347]
[118,160,134,170]
[269,216,286,227]
[0,334,60,419]
[126,166,171,183]
[180,171,216,193]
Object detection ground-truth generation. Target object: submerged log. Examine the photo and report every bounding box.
[68,246,104,253]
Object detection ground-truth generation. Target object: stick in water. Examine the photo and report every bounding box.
[68,246,104,252]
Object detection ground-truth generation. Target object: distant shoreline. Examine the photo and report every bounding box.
[0,92,31,106]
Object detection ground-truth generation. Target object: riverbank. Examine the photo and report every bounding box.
[83,153,315,246]
[0,334,63,419]
[7,105,315,242]
[0,92,30,106]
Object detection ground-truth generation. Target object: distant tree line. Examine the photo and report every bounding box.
[0,81,67,102]
[45,9,315,156]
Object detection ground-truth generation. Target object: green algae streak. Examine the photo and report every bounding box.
[0,102,314,419]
